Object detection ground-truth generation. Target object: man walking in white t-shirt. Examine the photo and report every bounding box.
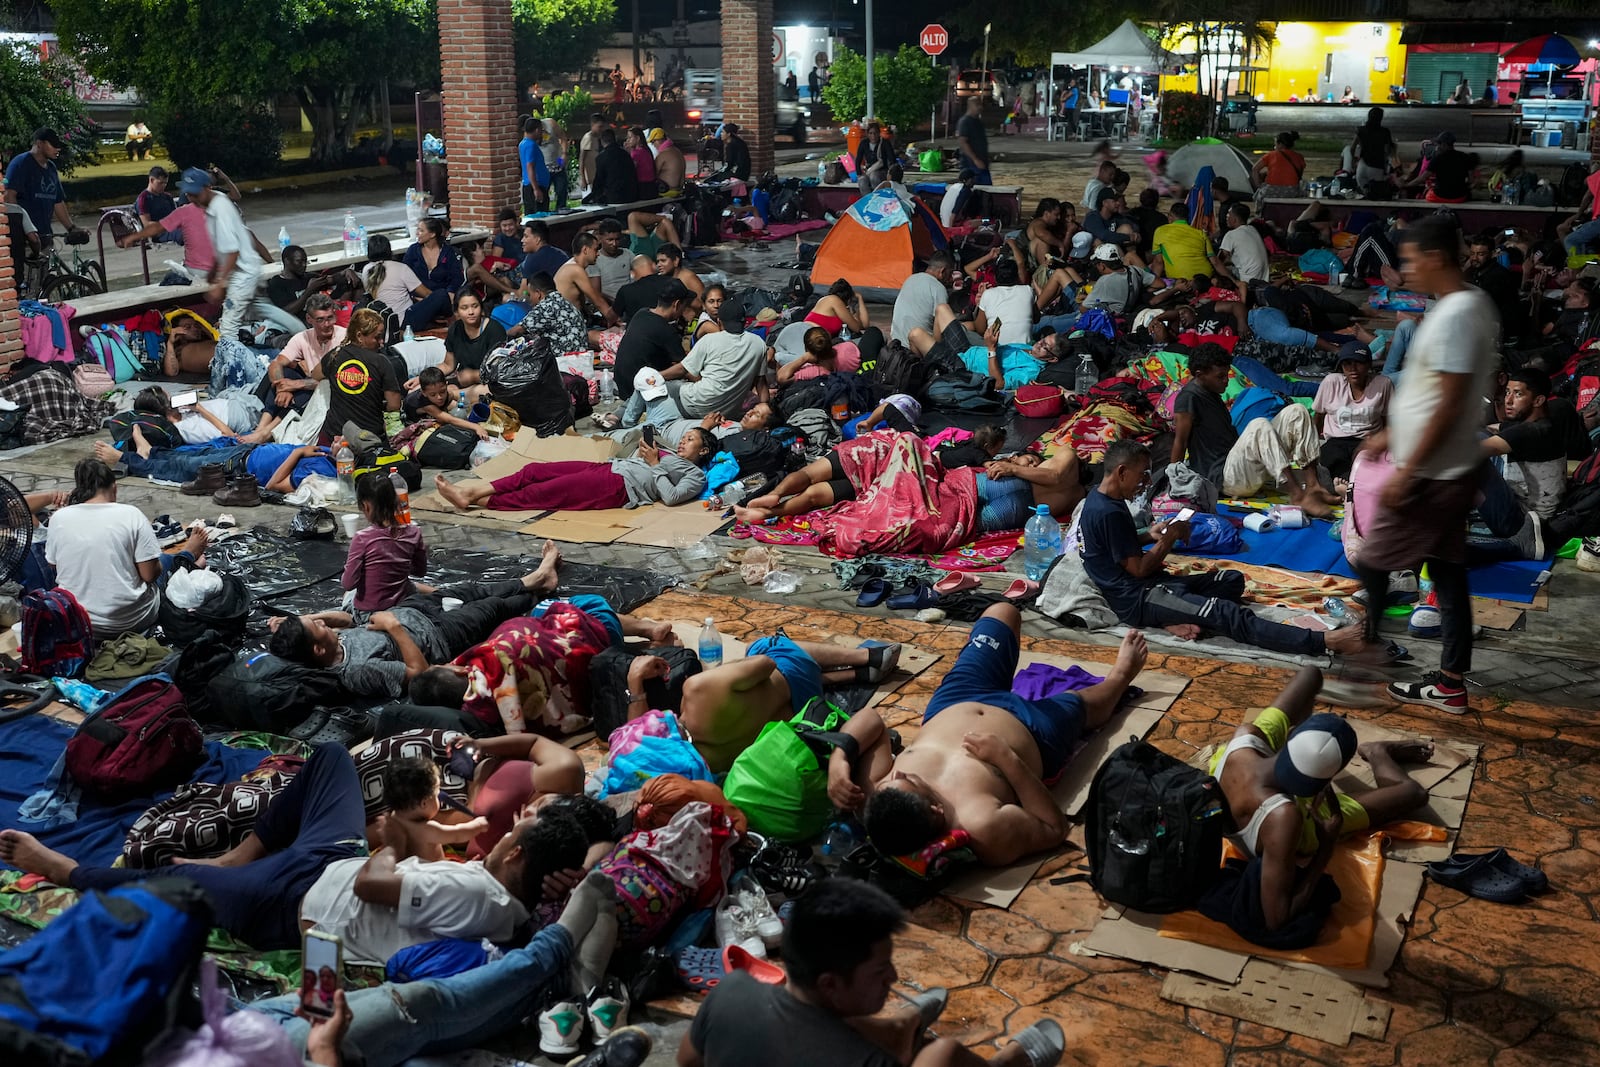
[180,167,295,341]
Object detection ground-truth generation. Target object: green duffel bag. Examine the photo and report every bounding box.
[721,697,857,842]
[918,149,941,172]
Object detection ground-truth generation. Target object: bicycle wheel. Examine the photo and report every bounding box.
[41,272,104,302]
[79,259,106,293]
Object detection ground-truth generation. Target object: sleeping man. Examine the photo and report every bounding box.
[845,605,1148,867]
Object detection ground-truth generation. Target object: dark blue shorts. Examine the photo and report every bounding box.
[924,617,1084,778]
[748,634,823,717]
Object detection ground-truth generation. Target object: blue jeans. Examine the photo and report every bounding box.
[1033,312,1081,337]
[251,925,573,1067]
[1248,307,1319,349]
[1380,317,1417,382]
[68,743,367,951]
[618,389,685,430]
[1565,217,1600,254]
[120,442,255,482]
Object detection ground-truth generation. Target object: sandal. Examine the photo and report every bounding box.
[1002,578,1040,602]
[675,946,726,993]
[1425,852,1528,903]
[933,571,980,594]
[723,944,786,984]
[856,578,891,607]
[886,582,938,610]
[1432,848,1547,894]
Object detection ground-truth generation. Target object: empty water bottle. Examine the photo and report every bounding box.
[698,617,723,670]
[1022,504,1063,582]
[334,437,356,503]
[389,467,412,525]
[599,369,615,401]
[277,226,291,252]
[1322,596,1350,621]
[403,324,415,343]
[1074,351,1098,394]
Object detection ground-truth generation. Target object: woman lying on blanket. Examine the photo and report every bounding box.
[732,431,1084,533]
[433,427,715,513]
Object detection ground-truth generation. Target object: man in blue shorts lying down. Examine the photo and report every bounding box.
[844,606,1147,866]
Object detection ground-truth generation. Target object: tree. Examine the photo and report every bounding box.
[513,0,617,85]
[0,43,97,173]
[1150,2,1274,137]
[949,5,1131,68]
[822,46,946,134]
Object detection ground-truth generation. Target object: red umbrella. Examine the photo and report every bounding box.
[1501,34,1583,67]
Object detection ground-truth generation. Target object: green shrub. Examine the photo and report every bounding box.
[542,88,596,133]
[0,44,99,174]
[149,98,283,175]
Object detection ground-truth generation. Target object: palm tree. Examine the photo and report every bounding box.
[1152,2,1275,136]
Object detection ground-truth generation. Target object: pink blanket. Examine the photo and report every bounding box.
[808,431,980,557]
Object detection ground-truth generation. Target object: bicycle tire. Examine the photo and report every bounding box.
[41,272,105,301]
[79,260,106,293]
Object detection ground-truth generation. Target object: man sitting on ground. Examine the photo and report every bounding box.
[1473,368,1591,561]
[653,241,703,310]
[890,251,958,346]
[1080,245,1151,317]
[268,542,563,700]
[851,607,1147,867]
[241,293,347,442]
[679,879,1065,1067]
[1153,200,1215,281]
[508,271,591,354]
[657,298,768,419]
[589,218,637,300]
[1211,666,1432,932]
[1173,344,1340,516]
[1081,440,1379,658]
[555,232,616,325]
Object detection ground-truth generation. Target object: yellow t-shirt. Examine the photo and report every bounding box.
[1153,221,1215,280]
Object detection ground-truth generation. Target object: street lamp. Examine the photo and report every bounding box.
[982,22,992,83]
[864,0,875,122]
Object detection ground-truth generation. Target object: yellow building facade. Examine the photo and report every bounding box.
[1160,22,1409,104]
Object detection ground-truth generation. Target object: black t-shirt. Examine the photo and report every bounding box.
[1547,397,1594,460]
[320,345,401,442]
[1468,263,1525,338]
[688,973,896,1067]
[402,388,439,424]
[266,274,306,311]
[1354,125,1393,168]
[1428,149,1471,200]
[1079,488,1151,622]
[445,318,507,372]
[613,310,684,399]
[1174,379,1237,486]
[612,274,673,324]
[1132,207,1166,253]
[937,441,993,469]
[956,113,989,170]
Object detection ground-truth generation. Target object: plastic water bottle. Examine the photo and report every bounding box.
[1074,352,1098,394]
[697,618,723,670]
[334,437,356,503]
[1322,596,1350,621]
[342,211,358,256]
[277,226,291,252]
[403,324,415,343]
[388,467,412,525]
[599,368,615,401]
[1023,504,1063,582]
[357,224,367,255]
[820,820,860,857]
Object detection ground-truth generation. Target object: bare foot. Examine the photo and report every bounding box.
[522,539,562,591]
[238,429,271,445]
[1111,629,1149,681]
[732,504,776,524]
[745,493,780,510]
[130,423,153,460]
[1291,490,1335,519]
[1352,324,1377,344]
[1361,739,1434,765]
[434,473,472,512]
[0,829,78,884]
[93,440,124,465]
[1163,624,1203,640]
[172,854,236,868]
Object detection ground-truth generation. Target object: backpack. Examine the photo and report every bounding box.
[1084,739,1227,913]
[1175,512,1244,554]
[924,372,1006,415]
[205,651,346,733]
[0,879,211,1067]
[722,697,857,841]
[723,429,790,477]
[412,423,479,470]
[769,182,805,224]
[83,325,147,383]
[778,382,827,420]
[1228,386,1287,433]
[162,629,238,724]
[157,562,251,647]
[871,340,935,401]
[63,674,204,798]
[819,371,881,415]
[587,643,703,740]
[786,407,841,457]
[19,588,94,678]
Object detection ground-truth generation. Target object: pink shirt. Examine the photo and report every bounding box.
[790,340,862,380]
[161,203,217,273]
[342,522,428,612]
[1314,373,1392,439]
[280,324,348,377]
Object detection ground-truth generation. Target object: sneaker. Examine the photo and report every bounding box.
[1388,670,1469,714]
[1579,537,1600,573]
[564,1026,653,1067]
[1407,604,1442,639]
[538,998,586,1056]
[586,977,630,1044]
[1512,512,1546,561]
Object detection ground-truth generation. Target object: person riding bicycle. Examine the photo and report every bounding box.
[5,128,86,245]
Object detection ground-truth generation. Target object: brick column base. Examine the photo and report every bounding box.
[438,0,521,229]
[723,0,776,177]
[0,209,20,371]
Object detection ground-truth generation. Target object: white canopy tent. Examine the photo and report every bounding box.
[1047,21,1176,139]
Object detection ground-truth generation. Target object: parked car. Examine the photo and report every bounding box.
[684,68,809,143]
[955,69,996,99]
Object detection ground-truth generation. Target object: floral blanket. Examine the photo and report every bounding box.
[806,431,980,557]
[456,605,611,735]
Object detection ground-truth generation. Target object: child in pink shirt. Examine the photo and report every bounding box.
[342,471,427,613]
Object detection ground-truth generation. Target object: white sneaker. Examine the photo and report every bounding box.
[586,977,631,1044]
[1578,537,1600,573]
[538,998,586,1056]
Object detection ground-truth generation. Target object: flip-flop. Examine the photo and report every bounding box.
[886,582,938,610]
[1009,1019,1067,1067]
[722,944,786,984]
[1433,848,1548,894]
[1002,578,1040,602]
[675,946,726,993]
[1425,853,1528,903]
[856,578,891,608]
[933,571,980,594]
[907,987,949,1031]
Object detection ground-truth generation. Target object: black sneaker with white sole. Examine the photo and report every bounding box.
[1387,670,1469,714]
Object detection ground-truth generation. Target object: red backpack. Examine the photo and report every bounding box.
[64,675,204,798]
[19,588,94,678]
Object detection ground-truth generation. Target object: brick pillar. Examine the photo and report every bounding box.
[438,0,520,229]
[723,0,775,176]
[0,209,20,371]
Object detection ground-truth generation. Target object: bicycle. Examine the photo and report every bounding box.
[24,230,106,301]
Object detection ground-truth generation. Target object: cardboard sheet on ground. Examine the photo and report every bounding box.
[1161,959,1392,1046]
[521,505,731,548]
[411,433,618,524]
[942,651,1191,910]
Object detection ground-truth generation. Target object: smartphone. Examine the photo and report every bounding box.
[991,318,1002,333]
[1504,228,1517,237]
[169,391,199,409]
[641,424,657,448]
[1175,507,1196,523]
[300,930,343,1019]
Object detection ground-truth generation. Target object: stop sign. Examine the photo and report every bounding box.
[920,24,949,57]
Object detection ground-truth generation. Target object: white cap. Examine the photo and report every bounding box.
[634,368,669,401]
[1091,244,1123,263]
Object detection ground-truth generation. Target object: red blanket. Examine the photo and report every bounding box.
[808,431,980,557]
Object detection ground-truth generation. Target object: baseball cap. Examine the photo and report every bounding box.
[32,128,61,148]
[1070,231,1094,256]
[177,167,213,196]
[719,298,747,333]
[1335,340,1372,366]
[1095,187,1120,209]
[1091,243,1123,263]
[1274,713,1358,798]
[633,368,669,401]
[647,127,668,144]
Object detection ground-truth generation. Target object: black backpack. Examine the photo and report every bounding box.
[923,372,1006,415]
[1084,739,1228,913]
[161,629,238,724]
[205,651,347,732]
[588,644,703,740]
[413,423,479,470]
[778,381,827,420]
[158,563,251,647]
[870,340,934,401]
[723,429,789,477]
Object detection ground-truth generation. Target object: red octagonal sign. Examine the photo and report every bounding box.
[920,24,949,57]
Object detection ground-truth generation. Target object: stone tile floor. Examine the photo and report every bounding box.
[8,438,1600,1064]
